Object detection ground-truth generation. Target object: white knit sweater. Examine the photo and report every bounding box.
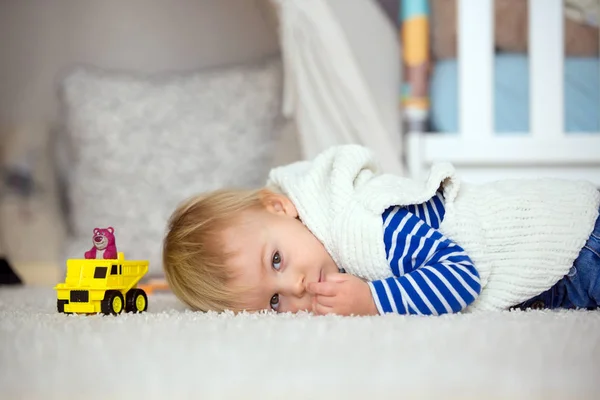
[267,145,600,312]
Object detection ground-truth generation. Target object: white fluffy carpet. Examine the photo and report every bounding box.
[1,286,600,400]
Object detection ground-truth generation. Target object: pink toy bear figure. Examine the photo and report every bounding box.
[84,227,118,259]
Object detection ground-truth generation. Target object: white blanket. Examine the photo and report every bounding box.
[273,0,403,175]
[1,287,599,399]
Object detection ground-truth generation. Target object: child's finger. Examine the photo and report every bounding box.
[312,301,334,316]
[307,281,337,296]
[314,294,335,307]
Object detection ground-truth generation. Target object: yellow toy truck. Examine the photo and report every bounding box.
[54,252,149,315]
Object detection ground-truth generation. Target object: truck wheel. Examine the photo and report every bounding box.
[126,289,148,313]
[57,299,69,313]
[101,290,124,315]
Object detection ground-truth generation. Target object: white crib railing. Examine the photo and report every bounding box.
[406,0,600,186]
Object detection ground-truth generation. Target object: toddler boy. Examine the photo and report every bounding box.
[163,145,600,315]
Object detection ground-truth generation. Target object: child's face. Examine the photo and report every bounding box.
[223,194,339,313]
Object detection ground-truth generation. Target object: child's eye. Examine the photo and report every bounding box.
[272,251,282,270]
[270,294,280,311]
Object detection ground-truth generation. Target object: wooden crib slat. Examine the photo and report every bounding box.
[458,0,493,140]
[410,0,600,185]
[529,0,564,139]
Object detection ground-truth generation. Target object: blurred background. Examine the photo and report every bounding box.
[0,0,598,286]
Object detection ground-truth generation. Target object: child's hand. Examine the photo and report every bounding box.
[307,273,379,316]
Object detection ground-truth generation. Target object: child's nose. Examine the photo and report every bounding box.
[285,273,306,297]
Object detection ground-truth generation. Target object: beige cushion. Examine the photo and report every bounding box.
[60,57,283,275]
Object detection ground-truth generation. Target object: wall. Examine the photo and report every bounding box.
[0,0,282,283]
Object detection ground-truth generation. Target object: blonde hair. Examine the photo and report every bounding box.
[163,188,266,312]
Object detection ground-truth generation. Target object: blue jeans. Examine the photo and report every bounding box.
[513,207,600,311]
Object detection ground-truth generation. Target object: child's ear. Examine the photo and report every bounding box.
[259,189,298,218]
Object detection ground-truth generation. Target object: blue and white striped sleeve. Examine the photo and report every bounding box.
[368,195,481,315]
